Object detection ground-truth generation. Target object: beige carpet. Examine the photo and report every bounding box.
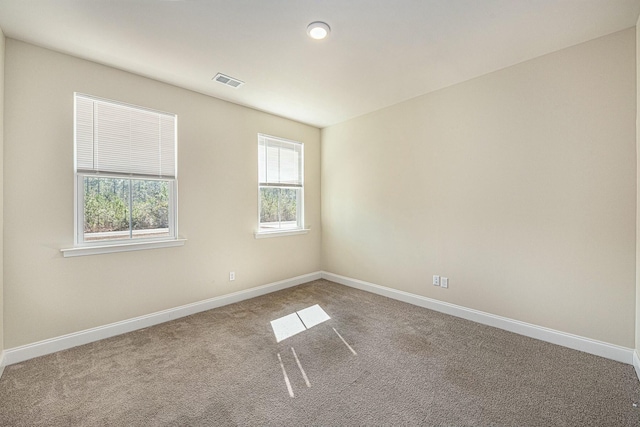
[0,279,638,426]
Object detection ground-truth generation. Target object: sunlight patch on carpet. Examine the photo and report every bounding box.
[270,304,331,342]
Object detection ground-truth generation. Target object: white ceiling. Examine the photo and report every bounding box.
[0,0,639,128]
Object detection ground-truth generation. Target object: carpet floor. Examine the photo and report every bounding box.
[0,279,638,426]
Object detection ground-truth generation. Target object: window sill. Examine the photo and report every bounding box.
[61,238,186,258]
[254,229,310,239]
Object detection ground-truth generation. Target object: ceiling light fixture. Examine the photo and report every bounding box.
[307,21,331,40]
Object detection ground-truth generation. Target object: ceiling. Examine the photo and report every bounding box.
[0,1,638,128]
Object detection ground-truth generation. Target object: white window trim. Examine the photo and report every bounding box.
[254,228,310,239]
[61,238,186,258]
[257,134,305,234]
[66,93,184,256]
[74,173,178,246]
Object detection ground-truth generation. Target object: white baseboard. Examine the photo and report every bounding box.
[4,270,634,369]
[3,271,322,366]
[321,271,634,365]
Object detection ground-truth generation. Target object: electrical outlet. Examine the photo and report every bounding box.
[441,277,448,288]
[229,272,235,281]
[433,275,440,286]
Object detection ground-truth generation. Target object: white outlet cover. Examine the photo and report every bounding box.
[441,277,449,288]
[433,275,440,286]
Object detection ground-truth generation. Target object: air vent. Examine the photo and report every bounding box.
[213,73,244,88]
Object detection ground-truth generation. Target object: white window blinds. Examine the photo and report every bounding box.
[75,94,177,178]
[258,134,303,187]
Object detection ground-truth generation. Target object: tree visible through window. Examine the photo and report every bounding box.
[259,188,298,228]
[83,177,170,241]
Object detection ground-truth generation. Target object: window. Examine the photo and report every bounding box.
[258,134,304,233]
[74,94,177,245]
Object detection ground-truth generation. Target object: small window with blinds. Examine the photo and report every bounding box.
[74,93,178,245]
[258,134,304,232]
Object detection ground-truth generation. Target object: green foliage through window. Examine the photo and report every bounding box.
[84,177,170,240]
[260,187,298,229]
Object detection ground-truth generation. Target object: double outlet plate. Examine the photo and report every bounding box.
[433,275,448,288]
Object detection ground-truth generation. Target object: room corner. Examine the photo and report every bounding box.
[0,25,5,377]
[635,12,640,382]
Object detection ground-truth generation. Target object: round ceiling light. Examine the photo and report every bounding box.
[307,21,331,40]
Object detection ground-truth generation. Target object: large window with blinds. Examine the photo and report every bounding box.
[74,93,177,245]
[258,134,304,232]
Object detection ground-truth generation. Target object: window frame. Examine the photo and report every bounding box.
[256,134,306,237]
[74,173,178,247]
[64,93,182,255]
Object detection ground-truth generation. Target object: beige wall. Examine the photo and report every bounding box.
[2,28,637,353]
[3,39,321,348]
[322,29,636,348]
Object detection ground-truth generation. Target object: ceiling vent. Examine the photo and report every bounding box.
[213,73,244,88]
